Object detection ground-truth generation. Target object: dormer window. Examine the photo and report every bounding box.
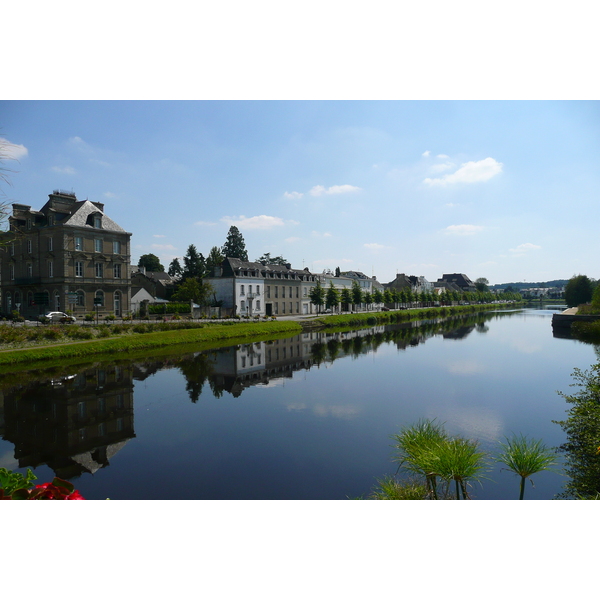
[94,215,102,228]
[27,218,32,230]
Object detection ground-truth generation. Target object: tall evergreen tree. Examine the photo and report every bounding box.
[182,244,206,279]
[168,257,183,278]
[206,246,224,275]
[222,226,248,261]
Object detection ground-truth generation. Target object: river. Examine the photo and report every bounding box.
[1,306,597,499]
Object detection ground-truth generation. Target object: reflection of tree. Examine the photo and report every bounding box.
[177,353,216,403]
[327,338,340,362]
[554,362,600,498]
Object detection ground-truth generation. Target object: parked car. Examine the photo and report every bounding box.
[42,312,76,323]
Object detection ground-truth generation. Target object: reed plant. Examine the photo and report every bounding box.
[369,476,429,500]
[497,434,558,499]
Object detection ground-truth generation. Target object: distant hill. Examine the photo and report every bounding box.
[490,280,568,290]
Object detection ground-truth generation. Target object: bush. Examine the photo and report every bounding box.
[84,313,94,322]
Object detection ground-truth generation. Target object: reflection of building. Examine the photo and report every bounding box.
[0,190,132,319]
[0,364,135,479]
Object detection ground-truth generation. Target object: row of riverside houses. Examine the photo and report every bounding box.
[0,191,477,319]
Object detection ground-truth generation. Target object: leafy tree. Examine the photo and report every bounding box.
[373,288,383,306]
[168,257,183,278]
[309,280,326,313]
[182,244,206,280]
[206,246,224,275]
[138,253,164,272]
[475,277,489,293]
[364,291,373,309]
[565,274,594,308]
[351,280,363,308]
[383,288,393,304]
[256,252,288,265]
[172,278,214,306]
[341,287,352,309]
[326,282,340,312]
[222,225,248,261]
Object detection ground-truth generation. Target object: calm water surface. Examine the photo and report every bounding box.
[1,306,597,499]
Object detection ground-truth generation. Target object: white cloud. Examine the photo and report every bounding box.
[104,191,116,198]
[285,237,302,243]
[222,215,287,230]
[51,165,76,175]
[283,191,303,200]
[152,244,177,251]
[153,234,166,238]
[445,202,460,208]
[422,150,431,157]
[0,137,28,159]
[424,157,503,186]
[194,220,217,226]
[430,162,455,173]
[364,243,386,252]
[509,243,541,255]
[436,154,450,159]
[311,231,332,238]
[444,224,484,235]
[309,184,361,196]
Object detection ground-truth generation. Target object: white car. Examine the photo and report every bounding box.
[43,311,76,323]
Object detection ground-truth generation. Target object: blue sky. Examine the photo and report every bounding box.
[2,100,598,285]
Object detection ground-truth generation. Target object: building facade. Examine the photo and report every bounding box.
[0,190,132,319]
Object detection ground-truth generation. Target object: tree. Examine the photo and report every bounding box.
[335,266,341,277]
[341,287,352,310]
[206,246,224,275]
[256,252,288,265]
[172,278,214,306]
[138,253,164,272]
[351,280,363,309]
[309,280,325,314]
[565,274,594,308]
[168,257,183,278]
[182,244,206,280]
[222,225,248,261]
[326,282,340,313]
[475,277,489,293]
[373,288,383,307]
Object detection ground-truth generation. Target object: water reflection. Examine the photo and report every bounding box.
[0,309,511,484]
[0,364,134,479]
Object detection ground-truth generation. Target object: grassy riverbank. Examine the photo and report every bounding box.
[0,320,302,367]
[310,302,519,330]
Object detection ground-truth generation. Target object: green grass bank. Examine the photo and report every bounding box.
[0,320,302,367]
[309,302,519,330]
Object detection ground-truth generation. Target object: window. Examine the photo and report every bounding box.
[27,239,32,253]
[267,286,270,299]
[256,300,261,311]
[114,263,121,278]
[275,286,278,298]
[27,263,32,277]
[94,239,102,252]
[75,236,83,251]
[95,290,104,306]
[249,285,252,294]
[113,240,121,254]
[94,216,102,228]
[95,263,103,278]
[256,285,260,295]
[114,291,122,316]
[240,284,245,295]
[296,287,299,298]
[48,237,53,251]
[75,261,83,277]
[76,290,85,306]
[48,261,53,278]
[27,218,32,230]
[289,287,292,298]
[282,301,286,313]
[9,243,14,256]
[241,300,246,311]
[282,286,285,298]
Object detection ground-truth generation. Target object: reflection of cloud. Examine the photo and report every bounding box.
[511,340,542,354]
[447,360,486,374]
[432,406,504,445]
[313,404,361,419]
[0,450,19,470]
[286,402,307,410]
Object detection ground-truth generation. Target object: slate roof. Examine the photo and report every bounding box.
[62,200,130,233]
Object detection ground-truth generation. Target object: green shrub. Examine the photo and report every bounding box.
[84,313,94,322]
[42,327,63,341]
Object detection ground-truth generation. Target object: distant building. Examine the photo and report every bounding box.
[437,273,476,293]
[0,190,132,318]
